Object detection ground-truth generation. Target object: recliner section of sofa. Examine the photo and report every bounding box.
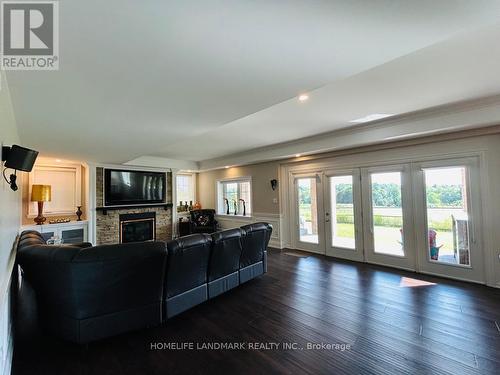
[165,234,212,318]
[207,228,243,298]
[16,222,272,344]
[239,222,272,284]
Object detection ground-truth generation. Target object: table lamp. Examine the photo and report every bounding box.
[31,184,51,225]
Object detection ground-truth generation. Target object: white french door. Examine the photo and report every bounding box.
[323,169,364,261]
[292,173,326,254]
[289,157,484,283]
[412,158,484,282]
[361,164,416,271]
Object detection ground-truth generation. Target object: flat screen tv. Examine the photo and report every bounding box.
[104,169,166,206]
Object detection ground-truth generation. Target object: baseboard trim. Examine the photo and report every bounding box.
[1,273,15,375]
[1,236,17,375]
[269,239,283,249]
[1,326,13,375]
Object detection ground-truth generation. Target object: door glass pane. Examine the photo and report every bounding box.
[297,178,318,244]
[371,172,404,256]
[330,176,355,249]
[424,167,470,265]
[61,228,84,244]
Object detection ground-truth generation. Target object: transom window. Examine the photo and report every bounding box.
[217,178,252,216]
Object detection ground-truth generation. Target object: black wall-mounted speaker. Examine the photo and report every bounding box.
[3,145,39,172]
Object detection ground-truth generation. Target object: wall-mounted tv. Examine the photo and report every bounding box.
[104,169,166,206]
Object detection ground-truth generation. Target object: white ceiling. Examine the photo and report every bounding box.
[6,1,500,166]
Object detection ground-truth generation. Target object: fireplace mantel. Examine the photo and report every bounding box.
[96,203,173,215]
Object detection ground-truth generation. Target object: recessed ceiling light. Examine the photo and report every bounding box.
[295,154,302,157]
[225,166,229,169]
[349,113,394,123]
[298,94,309,102]
[55,159,62,162]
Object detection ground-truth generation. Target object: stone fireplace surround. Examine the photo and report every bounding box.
[94,167,173,245]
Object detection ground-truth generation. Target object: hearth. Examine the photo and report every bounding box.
[119,212,156,243]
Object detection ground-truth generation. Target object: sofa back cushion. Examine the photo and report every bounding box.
[208,228,242,281]
[240,222,272,268]
[165,234,212,298]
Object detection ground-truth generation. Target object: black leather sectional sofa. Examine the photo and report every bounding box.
[16,223,272,344]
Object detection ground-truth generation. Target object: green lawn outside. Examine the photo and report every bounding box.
[334,223,454,255]
[300,203,455,254]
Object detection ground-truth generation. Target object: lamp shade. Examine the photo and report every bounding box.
[31,185,51,202]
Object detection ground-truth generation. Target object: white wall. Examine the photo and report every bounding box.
[197,161,280,215]
[0,71,21,375]
[197,161,282,247]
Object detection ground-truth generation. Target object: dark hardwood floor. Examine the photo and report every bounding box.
[12,249,500,375]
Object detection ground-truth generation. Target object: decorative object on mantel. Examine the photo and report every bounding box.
[49,218,71,224]
[239,198,246,216]
[177,201,185,212]
[233,199,238,215]
[177,201,194,213]
[223,198,229,215]
[46,235,63,245]
[76,206,83,221]
[31,184,51,225]
[270,179,278,191]
[193,201,202,210]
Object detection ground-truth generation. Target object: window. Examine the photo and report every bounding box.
[217,178,252,216]
[176,174,194,204]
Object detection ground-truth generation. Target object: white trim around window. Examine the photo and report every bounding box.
[216,176,253,217]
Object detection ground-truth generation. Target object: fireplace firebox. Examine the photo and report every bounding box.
[119,212,156,243]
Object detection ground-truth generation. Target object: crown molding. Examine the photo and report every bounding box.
[198,94,500,171]
[123,156,199,171]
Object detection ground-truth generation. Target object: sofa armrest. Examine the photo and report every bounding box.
[17,244,82,264]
